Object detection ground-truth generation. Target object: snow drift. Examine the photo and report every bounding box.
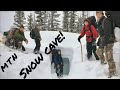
[0,31,120,79]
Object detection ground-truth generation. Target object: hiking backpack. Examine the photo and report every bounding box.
[87,16,97,29]
[105,11,120,29]
[105,11,120,42]
[30,29,35,39]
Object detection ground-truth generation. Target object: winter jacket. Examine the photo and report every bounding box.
[33,27,42,41]
[14,30,27,41]
[80,25,98,42]
[96,16,106,47]
[97,16,106,37]
[102,17,115,46]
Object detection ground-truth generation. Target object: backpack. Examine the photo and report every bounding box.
[7,28,18,39]
[105,11,120,42]
[30,29,35,39]
[105,11,120,29]
[87,16,97,29]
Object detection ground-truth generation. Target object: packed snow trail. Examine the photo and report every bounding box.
[0,31,120,79]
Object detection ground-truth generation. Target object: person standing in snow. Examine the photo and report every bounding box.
[57,49,64,76]
[78,18,99,60]
[30,24,42,54]
[14,25,28,51]
[96,11,107,64]
[96,11,116,78]
[51,49,64,77]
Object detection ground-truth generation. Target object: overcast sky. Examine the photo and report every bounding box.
[0,11,96,32]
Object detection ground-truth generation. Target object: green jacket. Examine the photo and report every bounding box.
[14,30,26,41]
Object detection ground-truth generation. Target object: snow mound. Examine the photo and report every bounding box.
[0,31,120,79]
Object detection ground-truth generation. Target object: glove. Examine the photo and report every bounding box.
[25,39,28,44]
[92,39,96,46]
[78,36,81,42]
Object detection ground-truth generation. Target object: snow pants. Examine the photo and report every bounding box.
[34,38,41,52]
[96,43,116,76]
[86,42,99,60]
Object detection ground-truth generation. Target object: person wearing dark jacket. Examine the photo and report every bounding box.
[51,49,64,77]
[96,11,116,78]
[32,25,42,54]
[78,18,99,60]
[96,11,107,64]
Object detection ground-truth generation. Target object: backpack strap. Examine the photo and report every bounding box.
[89,25,93,39]
[83,24,93,39]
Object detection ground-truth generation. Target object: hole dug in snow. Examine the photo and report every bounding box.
[50,46,73,76]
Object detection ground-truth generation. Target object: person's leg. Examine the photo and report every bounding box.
[86,42,92,59]
[34,39,37,52]
[105,43,116,77]
[92,45,99,60]
[55,64,59,76]
[96,47,106,64]
[36,38,40,51]
[60,64,63,76]
[22,45,26,51]
[17,41,22,49]
[14,39,19,49]
[34,38,40,53]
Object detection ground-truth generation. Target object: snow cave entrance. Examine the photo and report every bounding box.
[50,47,73,75]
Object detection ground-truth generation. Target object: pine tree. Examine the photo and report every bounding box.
[69,11,77,32]
[35,11,47,31]
[63,11,69,32]
[27,13,34,31]
[50,11,60,31]
[47,11,51,31]
[76,14,83,33]
[14,11,26,28]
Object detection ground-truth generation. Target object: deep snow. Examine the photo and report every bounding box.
[0,30,120,79]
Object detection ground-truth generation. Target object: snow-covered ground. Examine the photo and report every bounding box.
[0,30,120,79]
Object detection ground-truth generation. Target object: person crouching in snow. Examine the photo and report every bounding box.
[78,18,99,60]
[14,25,28,51]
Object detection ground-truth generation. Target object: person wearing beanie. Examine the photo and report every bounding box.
[78,18,99,60]
[14,25,28,51]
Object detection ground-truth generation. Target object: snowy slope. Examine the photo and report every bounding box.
[0,31,120,79]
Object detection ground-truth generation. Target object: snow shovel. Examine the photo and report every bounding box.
[80,41,83,62]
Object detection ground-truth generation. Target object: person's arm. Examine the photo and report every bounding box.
[78,26,85,42]
[80,26,86,38]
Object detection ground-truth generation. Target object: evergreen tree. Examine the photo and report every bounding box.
[27,13,34,31]
[14,11,26,27]
[69,11,77,32]
[50,11,60,31]
[63,11,69,32]
[35,11,47,31]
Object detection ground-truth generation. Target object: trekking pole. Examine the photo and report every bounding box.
[80,41,83,62]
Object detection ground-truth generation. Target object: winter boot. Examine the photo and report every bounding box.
[87,54,92,60]
[34,50,40,54]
